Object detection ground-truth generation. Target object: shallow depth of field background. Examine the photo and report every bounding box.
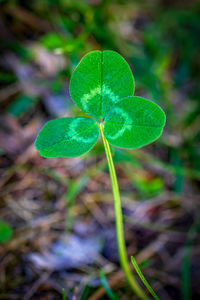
[0,1,200,299]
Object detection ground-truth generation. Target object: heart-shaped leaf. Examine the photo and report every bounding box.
[104,96,166,149]
[69,50,134,120]
[35,117,99,157]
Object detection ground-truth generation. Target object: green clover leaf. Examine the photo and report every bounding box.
[35,117,99,157]
[69,50,134,120]
[104,96,166,149]
[35,50,166,157]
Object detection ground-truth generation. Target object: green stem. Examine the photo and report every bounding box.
[99,124,148,300]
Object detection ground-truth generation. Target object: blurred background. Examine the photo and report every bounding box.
[0,0,200,299]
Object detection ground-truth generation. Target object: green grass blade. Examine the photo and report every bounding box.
[182,246,191,300]
[131,256,160,300]
[181,220,200,300]
[65,175,89,232]
[0,220,13,243]
[80,283,90,300]
[99,270,120,300]
[62,288,67,300]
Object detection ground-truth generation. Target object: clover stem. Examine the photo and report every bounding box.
[99,124,148,300]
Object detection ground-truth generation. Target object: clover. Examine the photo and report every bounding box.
[35,50,166,300]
